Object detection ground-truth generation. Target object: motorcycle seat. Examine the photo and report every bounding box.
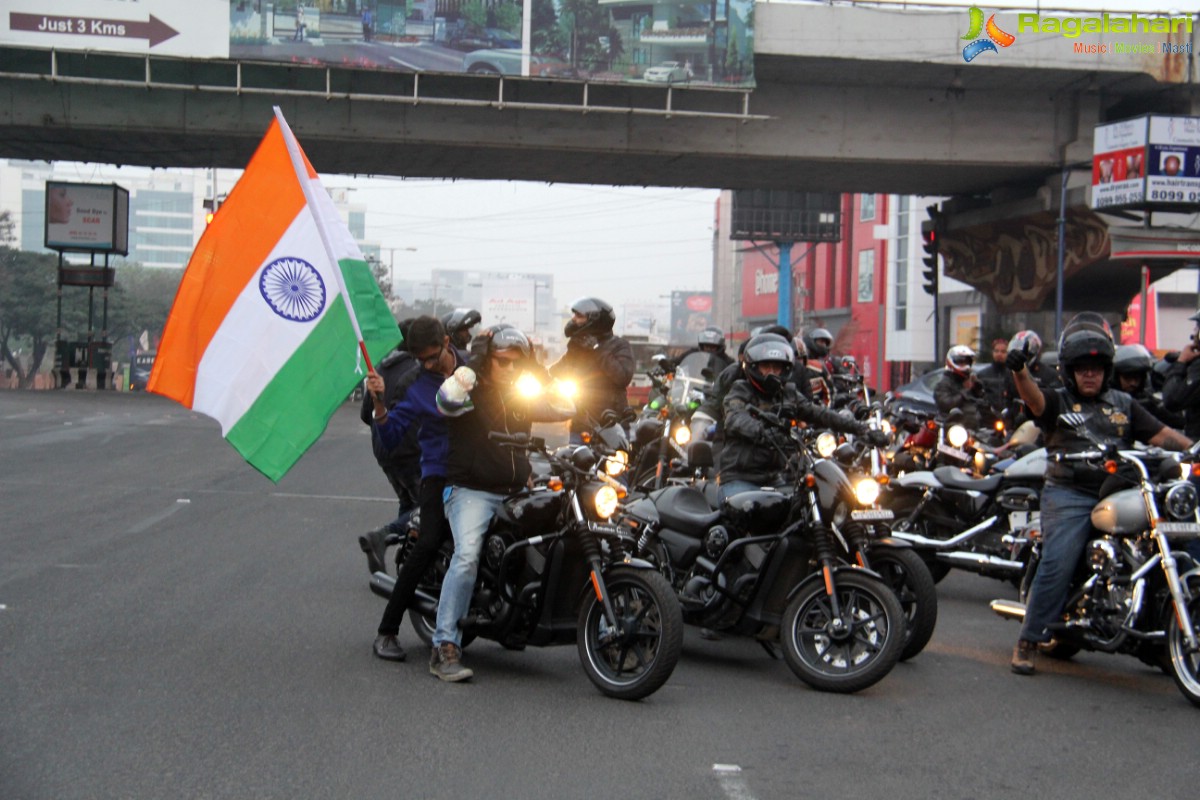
[653,485,722,535]
[933,465,1002,493]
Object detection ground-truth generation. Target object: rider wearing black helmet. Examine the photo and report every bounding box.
[1162,309,1200,439]
[800,326,836,406]
[441,308,482,351]
[550,297,635,441]
[717,333,886,502]
[1006,312,1191,676]
[1112,343,1182,429]
[679,326,734,376]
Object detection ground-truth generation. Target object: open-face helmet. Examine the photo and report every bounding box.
[1057,312,1115,393]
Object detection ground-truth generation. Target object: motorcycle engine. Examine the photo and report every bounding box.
[703,525,730,559]
[1087,538,1119,578]
[485,532,514,571]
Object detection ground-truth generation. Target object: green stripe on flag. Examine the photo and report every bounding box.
[225,274,400,481]
[341,256,401,363]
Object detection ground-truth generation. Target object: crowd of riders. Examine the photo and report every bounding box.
[356,297,1200,684]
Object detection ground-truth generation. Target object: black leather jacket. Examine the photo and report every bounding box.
[717,379,863,485]
[550,332,635,433]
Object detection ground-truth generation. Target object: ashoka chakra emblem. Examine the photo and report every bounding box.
[259,257,326,322]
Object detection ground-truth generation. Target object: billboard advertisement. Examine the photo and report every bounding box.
[740,255,778,319]
[480,277,536,331]
[0,0,228,58]
[669,291,713,346]
[1092,115,1200,210]
[44,182,130,254]
[1,0,755,87]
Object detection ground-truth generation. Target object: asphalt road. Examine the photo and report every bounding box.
[1,390,1197,799]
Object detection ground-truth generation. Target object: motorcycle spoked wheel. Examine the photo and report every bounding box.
[866,548,938,661]
[781,571,905,693]
[1166,578,1200,707]
[406,539,476,650]
[577,567,683,701]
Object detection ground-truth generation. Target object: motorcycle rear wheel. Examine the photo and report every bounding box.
[405,539,476,650]
[577,567,683,701]
[781,571,904,693]
[867,548,938,661]
[1166,579,1200,707]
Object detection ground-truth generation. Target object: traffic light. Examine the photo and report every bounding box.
[920,204,944,296]
[203,198,216,226]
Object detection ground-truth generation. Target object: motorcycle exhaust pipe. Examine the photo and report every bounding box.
[369,571,438,617]
[890,516,999,550]
[936,551,1026,574]
[990,598,1027,621]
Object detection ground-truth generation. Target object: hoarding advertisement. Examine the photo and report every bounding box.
[740,261,778,319]
[0,0,228,58]
[1091,117,1147,210]
[481,278,536,332]
[1146,116,1200,206]
[44,182,130,254]
[669,291,714,346]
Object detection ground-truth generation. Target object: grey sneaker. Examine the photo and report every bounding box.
[373,634,406,662]
[429,643,474,682]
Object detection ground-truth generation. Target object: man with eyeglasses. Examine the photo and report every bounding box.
[429,325,575,681]
[1006,313,1192,676]
[365,316,466,664]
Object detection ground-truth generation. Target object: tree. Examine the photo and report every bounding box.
[0,248,72,389]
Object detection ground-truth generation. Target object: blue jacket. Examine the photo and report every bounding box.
[373,351,465,480]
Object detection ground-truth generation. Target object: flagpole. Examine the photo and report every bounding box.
[272,106,376,374]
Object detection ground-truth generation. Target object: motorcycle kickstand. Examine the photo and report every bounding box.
[758,639,781,660]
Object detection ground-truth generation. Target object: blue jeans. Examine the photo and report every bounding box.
[1019,484,1097,643]
[433,486,504,648]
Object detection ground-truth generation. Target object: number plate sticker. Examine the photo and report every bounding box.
[1157,521,1200,537]
[852,509,895,521]
[937,443,969,461]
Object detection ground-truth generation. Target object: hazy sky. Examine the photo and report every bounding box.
[344,177,721,316]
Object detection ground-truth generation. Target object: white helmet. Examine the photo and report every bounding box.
[945,345,976,377]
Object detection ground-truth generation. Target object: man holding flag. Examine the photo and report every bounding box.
[149,107,398,482]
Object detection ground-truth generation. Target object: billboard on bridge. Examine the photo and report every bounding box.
[1092,115,1200,212]
[229,0,755,88]
[0,0,228,58]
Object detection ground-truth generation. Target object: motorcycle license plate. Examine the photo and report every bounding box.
[1157,521,1200,538]
[852,509,895,521]
[937,443,969,461]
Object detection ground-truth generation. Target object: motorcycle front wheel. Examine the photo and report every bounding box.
[577,567,683,701]
[781,571,904,693]
[867,548,938,661]
[1166,578,1200,707]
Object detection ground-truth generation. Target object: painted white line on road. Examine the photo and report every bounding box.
[388,56,424,70]
[713,764,757,800]
[272,492,394,503]
[128,500,190,534]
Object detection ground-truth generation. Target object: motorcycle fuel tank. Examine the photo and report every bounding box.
[499,489,563,532]
[723,489,790,533]
[1090,487,1148,535]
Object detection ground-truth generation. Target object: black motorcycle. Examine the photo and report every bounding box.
[619,411,905,694]
[370,431,683,701]
[992,422,1200,707]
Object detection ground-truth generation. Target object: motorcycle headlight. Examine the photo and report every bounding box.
[947,424,969,448]
[1164,481,1199,520]
[553,379,578,399]
[854,477,880,506]
[594,484,620,519]
[515,373,543,398]
[673,425,691,446]
[604,450,628,476]
[815,432,838,459]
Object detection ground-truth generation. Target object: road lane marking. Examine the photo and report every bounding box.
[388,55,424,70]
[128,499,190,533]
[713,764,757,800]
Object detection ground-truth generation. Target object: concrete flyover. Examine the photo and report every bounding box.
[0,2,1195,195]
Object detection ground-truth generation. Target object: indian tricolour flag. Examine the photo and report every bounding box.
[149,107,400,481]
